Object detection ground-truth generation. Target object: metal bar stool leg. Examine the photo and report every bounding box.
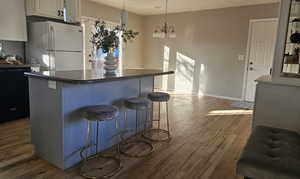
[136,110,139,134]
[166,101,171,138]
[120,108,154,158]
[96,121,99,153]
[158,102,161,130]
[81,120,96,160]
[80,120,122,179]
[144,108,150,131]
[115,117,121,159]
[124,111,127,134]
[142,99,171,142]
[86,120,91,160]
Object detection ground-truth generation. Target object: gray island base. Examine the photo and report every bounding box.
[25,69,174,169]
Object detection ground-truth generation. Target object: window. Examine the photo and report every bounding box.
[95,39,121,58]
[81,16,122,71]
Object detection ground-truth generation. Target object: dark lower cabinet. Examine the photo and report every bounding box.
[0,67,31,122]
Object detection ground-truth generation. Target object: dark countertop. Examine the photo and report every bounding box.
[25,69,174,84]
[0,64,32,69]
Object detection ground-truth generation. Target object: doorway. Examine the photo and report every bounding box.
[243,18,278,102]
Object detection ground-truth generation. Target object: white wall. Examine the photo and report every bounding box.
[80,1,280,99]
[81,0,144,69]
[143,3,279,98]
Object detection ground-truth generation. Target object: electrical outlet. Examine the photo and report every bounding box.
[48,81,56,89]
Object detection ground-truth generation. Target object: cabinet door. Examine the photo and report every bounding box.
[37,0,63,19]
[27,0,64,19]
[0,68,30,122]
[14,69,30,119]
[0,0,27,41]
[0,69,18,122]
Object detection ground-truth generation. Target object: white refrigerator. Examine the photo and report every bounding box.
[26,21,84,71]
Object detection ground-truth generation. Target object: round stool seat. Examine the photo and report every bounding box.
[124,97,151,110]
[84,105,119,121]
[148,92,170,102]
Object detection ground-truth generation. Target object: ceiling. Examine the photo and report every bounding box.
[90,0,280,15]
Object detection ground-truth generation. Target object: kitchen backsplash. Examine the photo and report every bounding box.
[0,40,25,61]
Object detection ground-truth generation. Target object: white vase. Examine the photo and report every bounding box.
[104,49,119,75]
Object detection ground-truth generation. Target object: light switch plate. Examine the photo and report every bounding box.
[238,55,245,61]
[48,81,56,89]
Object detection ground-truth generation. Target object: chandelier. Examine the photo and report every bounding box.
[153,0,176,39]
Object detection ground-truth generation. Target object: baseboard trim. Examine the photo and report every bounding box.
[154,88,243,101]
[202,93,243,101]
[154,88,175,91]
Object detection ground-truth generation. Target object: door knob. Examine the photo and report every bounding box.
[249,62,253,65]
[249,67,254,71]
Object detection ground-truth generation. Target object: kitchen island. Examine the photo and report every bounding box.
[25,69,174,169]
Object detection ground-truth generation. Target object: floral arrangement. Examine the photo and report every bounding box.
[91,21,139,54]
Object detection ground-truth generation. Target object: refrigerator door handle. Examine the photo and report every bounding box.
[51,26,55,51]
[50,26,56,70]
[48,26,51,51]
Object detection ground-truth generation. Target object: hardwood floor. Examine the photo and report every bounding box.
[0,94,252,179]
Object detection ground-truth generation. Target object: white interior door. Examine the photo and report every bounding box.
[245,19,278,102]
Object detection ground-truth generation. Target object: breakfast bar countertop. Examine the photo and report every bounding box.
[25,69,174,84]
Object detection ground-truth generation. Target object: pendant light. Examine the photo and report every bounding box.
[153,0,176,39]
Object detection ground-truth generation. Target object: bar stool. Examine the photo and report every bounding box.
[120,97,154,158]
[80,105,122,179]
[143,92,171,142]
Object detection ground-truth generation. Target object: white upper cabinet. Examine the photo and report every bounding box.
[26,0,64,20]
[0,0,27,41]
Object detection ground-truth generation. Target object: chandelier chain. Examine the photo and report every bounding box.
[165,0,168,23]
[122,0,125,10]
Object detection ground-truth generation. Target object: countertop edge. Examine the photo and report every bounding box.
[255,75,272,83]
[0,64,32,69]
[24,71,175,84]
[255,75,300,87]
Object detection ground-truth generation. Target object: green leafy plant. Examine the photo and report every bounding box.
[91,21,139,53]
